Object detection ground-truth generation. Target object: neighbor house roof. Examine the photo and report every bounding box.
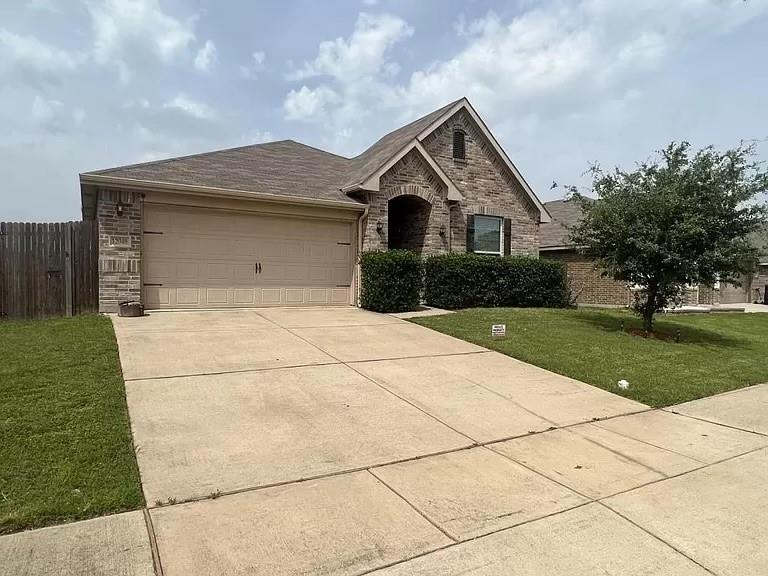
[80,98,549,220]
[539,199,586,249]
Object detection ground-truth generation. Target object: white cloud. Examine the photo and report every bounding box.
[284,85,339,121]
[87,0,196,77]
[283,1,768,154]
[194,40,216,72]
[243,130,274,144]
[239,50,266,78]
[163,93,217,120]
[287,12,412,82]
[282,12,413,145]
[0,29,80,87]
[27,95,86,135]
[31,95,63,123]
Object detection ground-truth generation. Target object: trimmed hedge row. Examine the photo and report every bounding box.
[359,250,423,312]
[360,250,569,312]
[423,253,569,310]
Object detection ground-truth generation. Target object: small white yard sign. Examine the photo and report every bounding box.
[491,324,506,338]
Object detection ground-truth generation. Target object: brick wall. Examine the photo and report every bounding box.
[362,149,449,255]
[97,188,142,312]
[543,250,629,306]
[545,250,724,307]
[422,109,540,255]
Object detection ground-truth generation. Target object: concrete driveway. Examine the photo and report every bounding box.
[3,308,768,576]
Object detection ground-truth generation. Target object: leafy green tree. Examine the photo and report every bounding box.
[569,141,767,332]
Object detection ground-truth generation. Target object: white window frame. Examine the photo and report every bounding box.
[473,215,504,255]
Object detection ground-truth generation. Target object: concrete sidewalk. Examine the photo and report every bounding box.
[3,309,767,576]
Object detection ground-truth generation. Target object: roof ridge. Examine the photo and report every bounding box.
[81,139,295,175]
[284,140,353,161]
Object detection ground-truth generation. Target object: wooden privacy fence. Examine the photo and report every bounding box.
[0,221,98,319]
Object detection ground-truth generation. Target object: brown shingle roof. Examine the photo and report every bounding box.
[340,98,462,189]
[539,199,586,248]
[81,99,464,205]
[84,140,357,204]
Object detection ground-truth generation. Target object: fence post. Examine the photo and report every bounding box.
[0,222,5,318]
[64,222,73,316]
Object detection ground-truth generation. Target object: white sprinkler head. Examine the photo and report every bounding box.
[617,379,630,390]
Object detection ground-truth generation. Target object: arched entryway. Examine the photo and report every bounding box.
[388,194,432,253]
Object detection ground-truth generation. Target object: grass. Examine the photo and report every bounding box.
[0,315,143,534]
[411,308,768,408]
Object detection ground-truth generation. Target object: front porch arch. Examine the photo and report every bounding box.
[385,185,435,206]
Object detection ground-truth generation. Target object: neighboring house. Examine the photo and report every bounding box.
[540,199,725,307]
[80,98,550,312]
[540,199,631,306]
[720,227,768,304]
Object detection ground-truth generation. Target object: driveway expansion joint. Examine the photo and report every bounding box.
[142,508,164,576]
[595,501,720,576]
[367,469,458,543]
[662,407,768,437]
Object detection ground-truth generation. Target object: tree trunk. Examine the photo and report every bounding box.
[643,288,657,333]
[643,307,654,334]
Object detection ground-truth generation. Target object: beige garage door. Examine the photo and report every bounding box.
[143,204,354,309]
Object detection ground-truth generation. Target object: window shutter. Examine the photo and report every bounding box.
[453,130,466,159]
[466,214,475,253]
[503,218,512,256]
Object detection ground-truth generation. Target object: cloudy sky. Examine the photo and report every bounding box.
[1,0,767,221]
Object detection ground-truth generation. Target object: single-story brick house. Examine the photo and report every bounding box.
[540,198,765,306]
[80,98,550,312]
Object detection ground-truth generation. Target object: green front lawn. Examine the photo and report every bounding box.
[412,308,768,407]
[0,316,142,534]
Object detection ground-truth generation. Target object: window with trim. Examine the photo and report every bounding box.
[474,215,503,254]
[452,129,466,160]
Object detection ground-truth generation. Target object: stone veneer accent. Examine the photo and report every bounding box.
[97,189,142,313]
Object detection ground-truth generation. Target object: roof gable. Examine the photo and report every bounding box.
[416,99,551,223]
[339,99,462,191]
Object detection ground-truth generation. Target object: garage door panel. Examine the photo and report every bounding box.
[332,245,351,262]
[144,210,172,231]
[331,288,350,304]
[206,262,232,281]
[205,288,229,305]
[284,265,309,282]
[233,264,256,282]
[332,265,352,283]
[143,204,354,309]
[233,289,257,305]
[261,240,287,259]
[176,288,201,306]
[177,262,199,281]
[285,242,306,259]
[146,261,172,282]
[308,267,332,282]
[143,235,169,254]
[145,286,171,306]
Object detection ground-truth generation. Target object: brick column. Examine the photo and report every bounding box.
[97,189,142,313]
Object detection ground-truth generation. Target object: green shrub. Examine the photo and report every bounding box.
[423,253,568,310]
[360,250,423,312]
